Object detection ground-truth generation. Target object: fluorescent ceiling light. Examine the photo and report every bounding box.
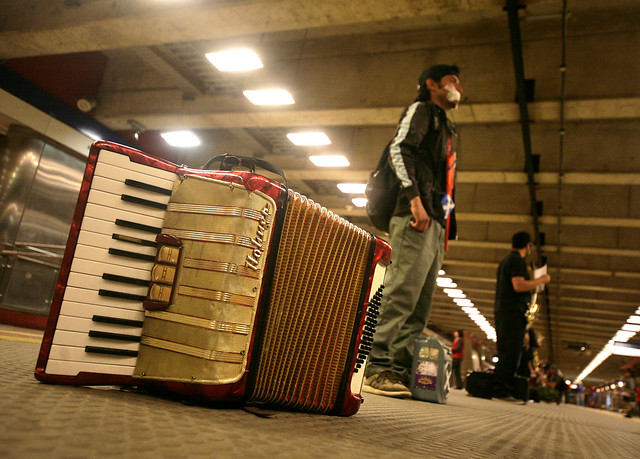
[205,49,263,72]
[437,280,457,288]
[352,197,367,208]
[438,270,446,275]
[309,155,350,167]
[437,277,452,284]
[444,288,465,299]
[160,130,201,147]
[627,315,640,324]
[613,330,636,342]
[622,324,640,332]
[610,342,640,357]
[287,132,331,146]
[337,183,367,194]
[243,89,294,105]
[453,298,473,306]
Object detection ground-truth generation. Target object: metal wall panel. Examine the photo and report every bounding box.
[0,125,85,315]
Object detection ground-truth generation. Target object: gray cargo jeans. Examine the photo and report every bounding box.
[365,214,445,382]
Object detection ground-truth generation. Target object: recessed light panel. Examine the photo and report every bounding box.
[337,183,366,194]
[287,132,331,146]
[205,49,263,72]
[243,89,294,105]
[309,155,349,167]
[160,130,201,147]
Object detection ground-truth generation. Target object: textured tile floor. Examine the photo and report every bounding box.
[1,326,639,458]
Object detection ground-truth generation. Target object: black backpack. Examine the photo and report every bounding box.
[365,148,399,233]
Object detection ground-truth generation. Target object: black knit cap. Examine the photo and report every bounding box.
[418,64,460,88]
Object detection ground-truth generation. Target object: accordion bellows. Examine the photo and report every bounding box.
[35,141,391,416]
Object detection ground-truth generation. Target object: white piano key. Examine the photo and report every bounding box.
[83,203,164,234]
[76,230,157,258]
[51,330,139,352]
[54,316,142,340]
[44,358,135,377]
[91,175,173,205]
[94,161,175,191]
[67,272,149,297]
[59,300,145,323]
[70,258,150,281]
[80,216,158,244]
[87,189,168,221]
[97,149,178,182]
[71,244,154,271]
[63,286,146,311]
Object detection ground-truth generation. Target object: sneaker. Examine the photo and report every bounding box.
[363,371,412,398]
[493,395,519,403]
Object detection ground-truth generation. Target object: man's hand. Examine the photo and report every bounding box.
[409,196,430,231]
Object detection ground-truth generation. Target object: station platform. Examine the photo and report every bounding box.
[2,325,639,458]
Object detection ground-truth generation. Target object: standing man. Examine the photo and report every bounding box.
[451,330,465,390]
[492,231,550,402]
[363,65,463,398]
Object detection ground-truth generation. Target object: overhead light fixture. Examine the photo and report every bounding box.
[443,288,465,299]
[627,315,640,325]
[610,342,640,357]
[309,155,350,167]
[454,298,473,307]
[205,49,263,72]
[243,89,294,105]
[161,130,201,147]
[337,183,366,194]
[352,198,367,208]
[287,132,331,146]
[613,330,636,342]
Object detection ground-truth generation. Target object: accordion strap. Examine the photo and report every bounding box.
[203,154,288,188]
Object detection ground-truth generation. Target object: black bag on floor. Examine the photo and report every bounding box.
[465,371,494,399]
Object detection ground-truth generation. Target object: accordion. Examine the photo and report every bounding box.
[35,141,391,416]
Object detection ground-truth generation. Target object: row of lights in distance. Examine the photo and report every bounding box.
[575,307,640,383]
[161,49,363,205]
[436,271,497,342]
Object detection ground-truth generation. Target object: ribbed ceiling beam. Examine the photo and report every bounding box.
[95,97,640,130]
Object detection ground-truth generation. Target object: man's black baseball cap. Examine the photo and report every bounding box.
[418,64,460,88]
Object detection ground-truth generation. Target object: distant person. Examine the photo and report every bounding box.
[492,231,550,402]
[450,330,464,389]
[622,369,637,418]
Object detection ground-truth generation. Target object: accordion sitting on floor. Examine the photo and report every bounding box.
[35,141,391,416]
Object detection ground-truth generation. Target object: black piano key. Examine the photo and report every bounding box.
[121,194,168,210]
[85,346,139,357]
[125,179,172,196]
[112,233,158,248]
[108,248,156,262]
[92,315,143,328]
[102,273,150,287]
[115,219,162,234]
[99,289,147,302]
[88,330,141,343]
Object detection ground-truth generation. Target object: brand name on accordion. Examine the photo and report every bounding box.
[245,204,271,271]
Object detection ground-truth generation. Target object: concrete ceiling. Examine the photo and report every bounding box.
[2,0,640,385]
